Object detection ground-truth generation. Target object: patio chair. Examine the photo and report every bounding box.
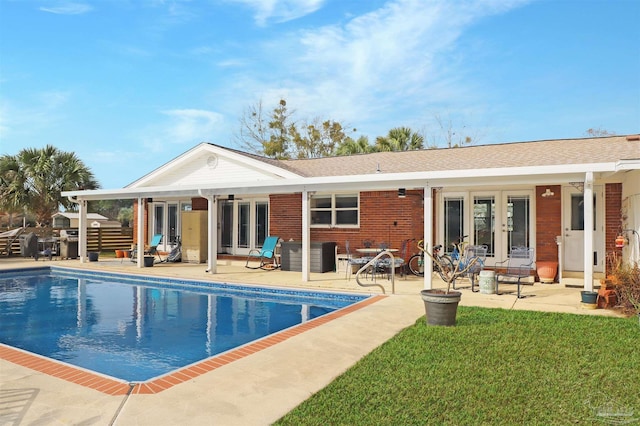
[494,247,535,298]
[452,244,488,291]
[245,236,281,270]
[335,240,353,274]
[131,234,163,263]
[346,241,370,280]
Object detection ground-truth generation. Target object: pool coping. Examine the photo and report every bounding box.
[0,266,386,395]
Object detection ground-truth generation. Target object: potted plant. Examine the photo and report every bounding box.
[420,243,480,326]
[536,261,558,283]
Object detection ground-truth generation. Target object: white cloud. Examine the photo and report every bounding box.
[39,2,92,15]
[137,109,225,153]
[230,0,325,26]
[226,0,531,137]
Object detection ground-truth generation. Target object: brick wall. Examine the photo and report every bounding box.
[269,190,427,256]
[191,197,208,210]
[605,183,623,273]
[535,185,562,262]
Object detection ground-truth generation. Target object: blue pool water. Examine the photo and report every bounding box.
[0,267,366,382]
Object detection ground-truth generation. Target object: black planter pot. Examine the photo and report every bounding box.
[143,256,155,267]
[420,290,462,326]
[88,252,99,262]
[580,290,598,304]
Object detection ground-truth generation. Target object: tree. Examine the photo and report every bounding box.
[425,114,478,149]
[374,127,424,152]
[291,119,351,159]
[89,199,134,223]
[235,99,270,155]
[585,127,616,137]
[264,99,294,159]
[0,145,99,226]
[335,135,375,156]
[235,98,353,159]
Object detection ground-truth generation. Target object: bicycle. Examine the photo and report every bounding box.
[449,235,487,291]
[408,240,453,281]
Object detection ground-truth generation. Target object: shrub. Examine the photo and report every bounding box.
[611,257,640,315]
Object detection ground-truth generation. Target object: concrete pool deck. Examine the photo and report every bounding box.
[0,257,623,425]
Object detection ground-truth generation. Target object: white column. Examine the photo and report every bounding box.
[301,190,311,282]
[207,196,218,274]
[136,197,144,268]
[78,199,87,263]
[423,185,433,290]
[583,172,594,291]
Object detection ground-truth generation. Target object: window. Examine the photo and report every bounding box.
[311,194,359,227]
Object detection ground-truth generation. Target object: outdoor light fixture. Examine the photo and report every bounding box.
[541,188,554,198]
[228,194,235,201]
[398,188,406,198]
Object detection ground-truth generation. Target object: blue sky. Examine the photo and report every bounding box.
[1,0,638,189]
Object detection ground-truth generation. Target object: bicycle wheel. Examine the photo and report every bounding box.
[408,254,424,276]
[436,255,454,281]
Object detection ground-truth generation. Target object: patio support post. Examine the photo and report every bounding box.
[206,195,217,274]
[136,197,144,268]
[301,190,311,282]
[78,199,87,263]
[423,184,433,290]
[583,172,594,291]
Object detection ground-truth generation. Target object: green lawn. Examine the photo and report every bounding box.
[276,307,640,425]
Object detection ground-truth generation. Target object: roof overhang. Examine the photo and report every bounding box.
[62,162,626,201]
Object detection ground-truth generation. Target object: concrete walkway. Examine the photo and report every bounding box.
[0,257,622,425]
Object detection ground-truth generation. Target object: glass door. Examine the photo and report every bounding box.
[237,202,250,250]
[501,192,532,263]
[219,200,233,254]
[442,190,533,265]
[472,195,496,258]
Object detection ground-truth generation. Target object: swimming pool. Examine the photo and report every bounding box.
[0,267,368,382]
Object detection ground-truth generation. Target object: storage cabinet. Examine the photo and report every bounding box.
[181,211,208,263]
[280,241,336,273]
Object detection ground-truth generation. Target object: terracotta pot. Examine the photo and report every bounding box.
[537,261,558,283]
[115,249,124,259]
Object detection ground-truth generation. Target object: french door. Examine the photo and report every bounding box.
[441,190,533,265]
[151,202,185,251]
[219,198,269,255]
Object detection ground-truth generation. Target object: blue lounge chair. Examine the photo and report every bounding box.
[131,234,163,262]
[245,236,280,270]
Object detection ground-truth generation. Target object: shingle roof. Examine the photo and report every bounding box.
[232,135,639,178]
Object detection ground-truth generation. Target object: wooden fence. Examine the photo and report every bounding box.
[0,227,134,256]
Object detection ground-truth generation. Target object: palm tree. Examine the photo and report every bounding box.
[374,127,424,152]
[0,145,99,226]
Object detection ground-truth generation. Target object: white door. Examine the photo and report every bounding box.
[218,198,269,255]
[444,190,533,266]
[562,186,604,272]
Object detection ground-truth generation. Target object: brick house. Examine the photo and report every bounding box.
[63,135,640,290]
